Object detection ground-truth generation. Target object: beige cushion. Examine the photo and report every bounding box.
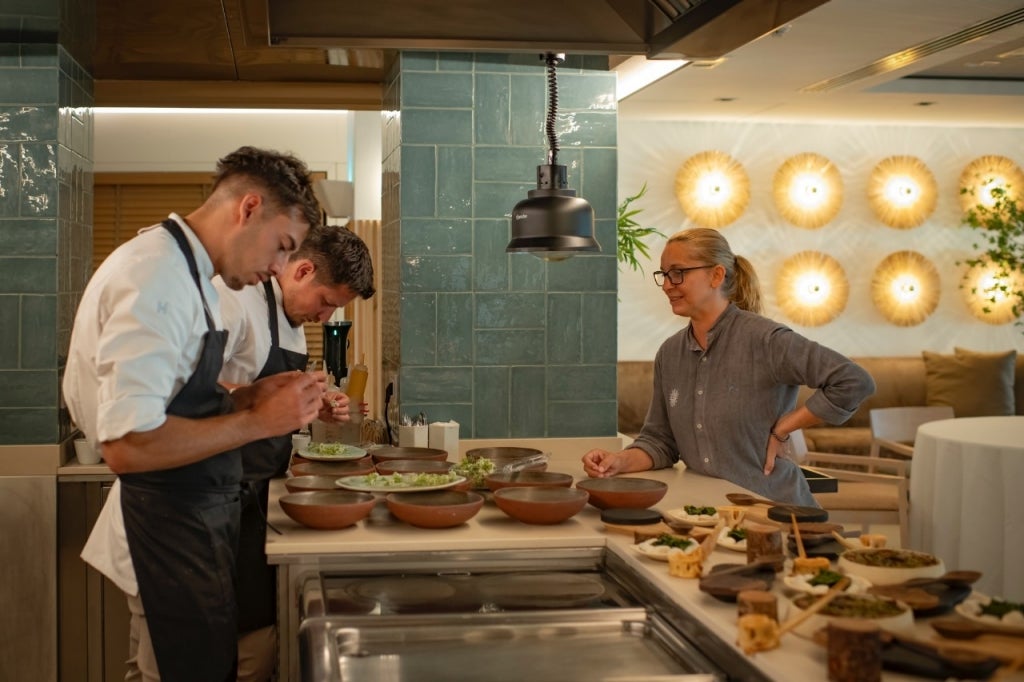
[922,348,1016,417]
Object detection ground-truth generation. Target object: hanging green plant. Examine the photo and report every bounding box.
[617,183,665,274]
[959,184,1024,326]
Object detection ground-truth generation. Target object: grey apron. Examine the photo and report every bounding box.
[120,219,241,682]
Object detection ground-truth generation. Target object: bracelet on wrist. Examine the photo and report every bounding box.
[770,430,790,443]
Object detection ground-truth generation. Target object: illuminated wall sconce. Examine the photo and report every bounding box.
[675,150,750,228]
[870,251,940,326]
[866,155,937,229]
[772,152,843,229]
[775,251,849,326]
[958,155,1024,212]
[960,260,1023,325]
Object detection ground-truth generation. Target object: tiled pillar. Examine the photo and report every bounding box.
[382,53,618,439]
[0,2,93,450]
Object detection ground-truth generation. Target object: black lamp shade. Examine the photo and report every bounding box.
[506,164,600,259]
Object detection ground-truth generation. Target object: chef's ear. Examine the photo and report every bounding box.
[294,259,316,281]
[238,192,263,221]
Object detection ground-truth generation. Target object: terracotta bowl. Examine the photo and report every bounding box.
[278,491,377,530]
[575,477,668,510]
[370,446,449,464]
[290,458,375,478]
[385,490,484,528]
[284,475,343,493]
[492,486,589,525]
[464,447,547,472]
[484,471,574,492]
[375,459,454,476]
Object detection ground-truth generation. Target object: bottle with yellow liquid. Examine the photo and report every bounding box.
[346,354,368,412]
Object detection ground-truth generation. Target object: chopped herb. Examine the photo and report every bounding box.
[652,534,694,550]
[727,527,748,542]
[980,599,1024,618]
[684,505,717,516]
[808,569,844,587]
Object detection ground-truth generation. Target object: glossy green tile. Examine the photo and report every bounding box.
[399,293,437,365]
[593,217,616,253]
[0,407,58,443]
[401,366,473,402]
[473,366,508,437]
[474,329,544,365]
[473,180,529,220]
[548,364,615,401]
[437,145,472,217]
[509,74,545,145]
[438,52,474,72]
[0,368,56,406]
[510,366,545,436]
[19,142,58,216]
[509,252,544,291]
[401,108,472,145]
[0,44,20,66]
[475,292,545,329]
[547,254,616,292]
[402,218,472,255]
[472,53,540,73]
[402,72,473,108]
[401,254,472,292]
[557,73,616,112]
[474,146,544,182]
[0,296,17,367]
[581,147,617,225]
[547,400,617,437]
[557,111,617,148]
[401,52,438,71]
[582,293,617,364]
[400,145,435,217]
[473,74,510,145]
[546,294,581,364]
[473,219,509,291]
[0,152,23,215]
[20,294,55,368]
[0,69,58,104]
[20,43,58,67]
[0,257,55,293]
[437,293,473,364]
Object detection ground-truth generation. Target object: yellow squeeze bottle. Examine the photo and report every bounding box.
[346,354,368,410]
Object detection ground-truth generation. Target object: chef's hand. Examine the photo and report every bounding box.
[318,391,351,423]
[763,434,784,475]
[582,447,655,478]
[248,371,322,437]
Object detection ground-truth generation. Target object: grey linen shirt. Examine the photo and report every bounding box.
[630,304,875,507]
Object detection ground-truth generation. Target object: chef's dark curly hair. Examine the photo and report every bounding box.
[212,146,321,230]
[292,225,376,299]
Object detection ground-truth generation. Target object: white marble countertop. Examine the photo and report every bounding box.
[266,445,1020,681]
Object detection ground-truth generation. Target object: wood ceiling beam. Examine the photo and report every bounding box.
[94,80,383,110]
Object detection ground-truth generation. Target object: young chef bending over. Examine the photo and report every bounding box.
[216,224,375,681]
[64,146,325,682]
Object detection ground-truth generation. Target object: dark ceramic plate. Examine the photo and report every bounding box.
[787,530,859,560]
[698,562,777,602]
[881,636,1000,680]
[868,581,973,618]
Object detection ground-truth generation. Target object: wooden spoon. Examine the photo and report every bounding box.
[778,577,851,637]
[931,618,1024,640]
[791,512,807,560]
[830,530,863,552]
[726,492,776,507]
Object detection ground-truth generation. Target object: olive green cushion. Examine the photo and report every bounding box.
[921,348,1017,417]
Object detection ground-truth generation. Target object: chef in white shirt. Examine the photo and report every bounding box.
[64,146,325,682]
[216,224,375,681]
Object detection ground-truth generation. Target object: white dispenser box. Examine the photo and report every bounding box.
[398,424,428,448]
[428,421,460,458]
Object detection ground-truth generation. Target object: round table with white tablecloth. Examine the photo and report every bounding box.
[909,416,1024,600]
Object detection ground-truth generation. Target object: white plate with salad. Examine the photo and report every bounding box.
[299,442,368,461]
[634,535,700,562]
[664,505,721,527]
[336,472,466,493]
[955,592,1024,635]
[716,526,748,552]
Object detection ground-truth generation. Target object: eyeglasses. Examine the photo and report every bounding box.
[653,265,715,286]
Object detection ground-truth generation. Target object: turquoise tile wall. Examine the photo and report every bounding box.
[0,7,93,444]
[383,52,618,439]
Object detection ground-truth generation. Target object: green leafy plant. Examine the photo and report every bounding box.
[617,183,665,274]
[959,184,1024,325]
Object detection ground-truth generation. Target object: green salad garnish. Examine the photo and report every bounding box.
[451,457,495,487]
[726,527,747,542]
[808,569,844,587]
[306,442,360,457]
[652,534,694,550]
[980,599,1024,618]
[361,472,460,487]
[684,505,717,516]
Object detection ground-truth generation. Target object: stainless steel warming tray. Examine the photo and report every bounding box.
[299,610,718,682]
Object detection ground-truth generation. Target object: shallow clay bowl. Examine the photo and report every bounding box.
[465,447,547,472]
[575,477,668,509]
[485,471,574,491]
[385,490,484,528]
[284,475,345,493]
[375,459,454,476]
[838,549,946,586]
[370,446,449,464]
[278,491,377,530]
[492,486,589,525]
[290,458,375,478]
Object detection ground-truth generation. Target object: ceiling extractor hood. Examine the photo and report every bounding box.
[266,0,831,59]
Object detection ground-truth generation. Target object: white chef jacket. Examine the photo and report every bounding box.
[66,214,223,596]
[216,275,308,384]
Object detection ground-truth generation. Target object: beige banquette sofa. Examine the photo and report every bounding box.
[617,350,1024,455]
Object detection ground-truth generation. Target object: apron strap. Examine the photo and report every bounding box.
[263,279,281,348]
[161,219,217,333]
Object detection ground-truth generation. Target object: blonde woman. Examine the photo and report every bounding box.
[582,228,874,506]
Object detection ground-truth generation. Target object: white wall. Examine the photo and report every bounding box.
[93,109,382,220]
[617,119,1024,360]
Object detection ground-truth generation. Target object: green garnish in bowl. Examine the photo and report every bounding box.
[652,534,694,550]
[683,505,717,516]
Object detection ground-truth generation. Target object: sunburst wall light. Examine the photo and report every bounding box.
[772,152,843,229]
[961,260,1024,325]
[866,155,937,229]
[871,251,940,326]
[958,155,1024,212]
[674,150,749,228]
[775,251,848,327]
